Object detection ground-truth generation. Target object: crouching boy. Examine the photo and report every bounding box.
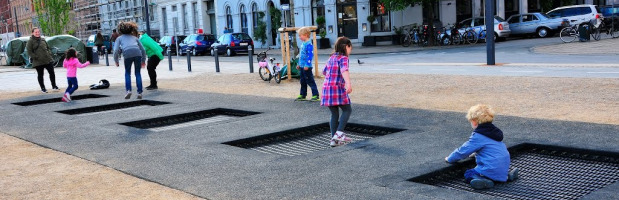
[445,104,517,189]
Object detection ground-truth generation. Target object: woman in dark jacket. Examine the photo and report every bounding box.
[26,28,58,93]
[95,32,105,56]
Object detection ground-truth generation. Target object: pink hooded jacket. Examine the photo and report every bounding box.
[63,58,90,78]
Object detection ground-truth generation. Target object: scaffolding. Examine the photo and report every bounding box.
[73,0,101,42]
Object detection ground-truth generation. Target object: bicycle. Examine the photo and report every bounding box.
[51,47,65,68]
[439,24,463,45]
[559,22,582,43]
[257,47,282,84]
[462,27,478,44]
[400,25,420,47]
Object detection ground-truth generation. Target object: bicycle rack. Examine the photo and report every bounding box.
[223,123,406,156]
[409,143,619,200]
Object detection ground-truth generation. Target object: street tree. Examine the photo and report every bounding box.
[380,0,438,46]
[33,0,72,36]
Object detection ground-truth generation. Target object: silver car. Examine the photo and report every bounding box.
[457,16,511,41]
[507,13,568,38]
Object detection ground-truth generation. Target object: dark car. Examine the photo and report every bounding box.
[179,34,216,56]
[211,33,254,57]
[598,5,619,36]
[158,35,186,56]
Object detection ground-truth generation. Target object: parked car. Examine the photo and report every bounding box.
[598,5,619,31]
[179,34,216,56]
[506,13,568,38]
[158,35,186,56]
[457,16,511,41]
[546,5,603,27]
[211,33,254,57]
[86,35,112,53]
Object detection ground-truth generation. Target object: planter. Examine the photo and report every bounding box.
[362,36,376,46]
[392,34,402,45]
[317,38,331,49]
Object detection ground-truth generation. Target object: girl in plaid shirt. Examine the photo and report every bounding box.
[321,37,353,147]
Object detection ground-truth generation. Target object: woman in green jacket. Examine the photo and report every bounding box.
[26,28,58,93]
[139,33,164,90]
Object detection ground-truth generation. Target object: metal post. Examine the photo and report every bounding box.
[248,45,254,73]
[187,47,192,72]
[214,46,220,73]
[14,7,20,37]
[104,47,109,66]
[144,0,151,36]
[168,49,173,71]
[485,0,495,65]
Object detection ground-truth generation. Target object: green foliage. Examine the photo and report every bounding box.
[319,29,327,38]
[316,16,326,26]
[269,7,282,29]
[393,26,403,35]
[367,15,376,23]
[379,0,437,11]
[33,0,72,36]
[253,12,268,46]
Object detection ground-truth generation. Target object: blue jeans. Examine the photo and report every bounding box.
[464,168,492,184]
[65,77,78,94]
[124,56,143,94]
[299,68,318,97]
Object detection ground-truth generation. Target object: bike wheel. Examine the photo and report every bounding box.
[401,35,411,47]
[441,36,450,46]
[479,30,487,42]
[259,67,271,81]
[465,31,478,44]
[592,25,602,41]
[612,26,619,38]
[559,27,577,43]
[273,66,281,84]
[453,34,462,45]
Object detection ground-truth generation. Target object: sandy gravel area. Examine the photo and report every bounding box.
[1,72,617,199]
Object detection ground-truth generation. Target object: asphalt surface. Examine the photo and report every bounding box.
[1,88,617,199]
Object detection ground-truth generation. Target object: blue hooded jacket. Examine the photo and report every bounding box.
[298,40,313,68]
[447,123,510,182]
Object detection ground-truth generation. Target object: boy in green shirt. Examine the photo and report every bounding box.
[139,33,164,90]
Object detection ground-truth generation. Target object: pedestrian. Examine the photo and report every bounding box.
[61,48,90,102]
[321,37,353,147]
[445,104,518,190]
[110,29,119,49]
[113,21,146,99]
[26,27,58,93]
[295,27,319,102]
[95,32,104,56]
[139,33,164,90]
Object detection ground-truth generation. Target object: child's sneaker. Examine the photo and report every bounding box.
[329,139,343,147]
[124,91,132,99]
[137,93,143,99]
[310,95,320,102]
[61,95,69,102]
[508,168,519,182]
[52,87,60,91]
[295,95,307,101]
[470,178,494,190]
[65,92,72,101]
[332,131,352,142]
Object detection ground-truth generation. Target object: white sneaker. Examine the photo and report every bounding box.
[332,131,352,142]
[137,93,142,99]
[329,139,342,147]
[65,92,71,101]
[124,91,132,99]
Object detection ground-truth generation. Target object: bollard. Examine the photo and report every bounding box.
[168,49,173,71]
[186,47,192,72]
[248,45,254,73]
[104,47,109,66]
[214,46,220,73]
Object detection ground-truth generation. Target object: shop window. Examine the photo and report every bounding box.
[370,0,390,32]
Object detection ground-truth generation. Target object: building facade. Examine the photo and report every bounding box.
[98,0,160,39]
[0,0,16,46]
[217,0,616,47]
[11,0,35,38]
[155,0,216,38]
[73,0,101,42]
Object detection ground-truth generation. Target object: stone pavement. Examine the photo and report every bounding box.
[0,88,617,199]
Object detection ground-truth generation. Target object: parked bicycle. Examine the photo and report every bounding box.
[400,25,420,47]
[257,47,282,84]
[559,21,584,43]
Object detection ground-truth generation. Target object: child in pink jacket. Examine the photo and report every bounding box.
[62,48,90,102]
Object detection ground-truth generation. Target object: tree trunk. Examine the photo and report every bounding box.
[424,1,436,46]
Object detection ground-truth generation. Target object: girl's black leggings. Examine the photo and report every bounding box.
[328,105,352,136]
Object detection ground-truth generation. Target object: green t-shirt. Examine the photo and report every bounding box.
[139,33,164,60]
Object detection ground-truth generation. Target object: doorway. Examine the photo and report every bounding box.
[337,0,358,39]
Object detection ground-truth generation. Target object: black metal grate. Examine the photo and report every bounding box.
[56,100,170,115]
[12,94,108,106]
[224,123,406,156]
[120,108,260,131]
[409,143,619,200]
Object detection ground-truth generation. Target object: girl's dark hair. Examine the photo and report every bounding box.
[118,21,138,35]
[332,37,352,56]
[65,48,78,60]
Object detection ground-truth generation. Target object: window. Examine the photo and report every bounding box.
[162,8,168,34]
[172,5,177,12]
[507,16,520,24]
[252,3,259,30]
[370,0,390,32]
[150,5,156,21]
[193,3,199,30]
[182,4,188,31]
[312,0,325,27]
[226,6,234,32]
[240,4,248,34]
[593,0,606,6]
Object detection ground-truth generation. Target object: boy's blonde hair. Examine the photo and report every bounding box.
[466,104,495,124]
[298,27,311,37]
